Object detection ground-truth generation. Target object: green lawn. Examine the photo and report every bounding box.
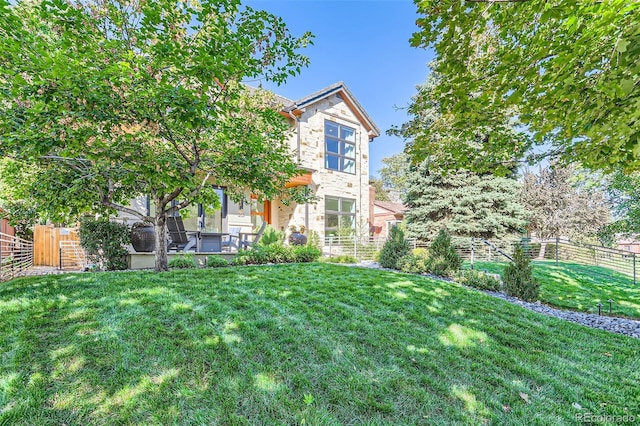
[1,264,639,425]
[469,260,640,319]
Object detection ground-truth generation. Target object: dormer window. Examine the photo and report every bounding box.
[325,120,356,174]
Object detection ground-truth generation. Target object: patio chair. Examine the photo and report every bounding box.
[166,216,198,252]
[239,221,267,250]
[222,227,241,252]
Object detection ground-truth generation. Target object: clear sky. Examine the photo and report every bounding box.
[244,0,433,178]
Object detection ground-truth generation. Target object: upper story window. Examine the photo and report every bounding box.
[325,120,356,174]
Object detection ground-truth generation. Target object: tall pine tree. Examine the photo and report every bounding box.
[404,161,527,243]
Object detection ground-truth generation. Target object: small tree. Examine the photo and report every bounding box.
[379,225,411,269]
[427,229,462,277]
[502,246,539,302]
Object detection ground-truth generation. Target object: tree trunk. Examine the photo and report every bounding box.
[537,241,547,260]
[154,214,168,271]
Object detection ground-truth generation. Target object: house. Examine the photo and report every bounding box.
[370,200,407,238]
[617,237,640,254]
[125,82,380,245]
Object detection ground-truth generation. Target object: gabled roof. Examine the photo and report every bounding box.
[290,81,380,138]
[373,200,407,214]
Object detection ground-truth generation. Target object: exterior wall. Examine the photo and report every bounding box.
[617,241,640,254]
[284,94,371,241]
[372,205,403,238]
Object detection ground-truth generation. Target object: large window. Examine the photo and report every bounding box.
[325,120,356,174]
[325,196,356,236]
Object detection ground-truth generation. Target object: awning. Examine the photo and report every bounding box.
[285,172,313,188]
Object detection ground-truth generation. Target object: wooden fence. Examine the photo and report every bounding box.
[33,225,81,268]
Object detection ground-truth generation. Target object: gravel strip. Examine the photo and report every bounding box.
[355,261,640,339]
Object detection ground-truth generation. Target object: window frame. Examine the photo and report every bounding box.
[324,120,357,174]
[325,196,356,236]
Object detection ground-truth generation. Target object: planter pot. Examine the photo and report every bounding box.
[131,225,155,252]
[289,232,307,246]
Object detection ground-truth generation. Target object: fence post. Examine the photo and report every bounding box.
[470,238,475,270]
[555,237,559,266]
[59,246,62,270]
[634,252,637,285]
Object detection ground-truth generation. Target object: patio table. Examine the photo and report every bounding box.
[197,232,229,252]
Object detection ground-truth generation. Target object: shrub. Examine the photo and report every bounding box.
[412,247,429,257]
[231,252,250,266]
[456,270,502,291]
[306,229,321,250]
[426,229,462,277]
[379,225,411,269]
[207,255,229,268]
[79,218,130,271]
[322,255,358,264]
[168,253,197,269]
[397,253,429,274]
[502,245,539,301]
[291,245,321,263]
[258,225,285,247]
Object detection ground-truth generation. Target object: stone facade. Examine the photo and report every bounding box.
[269,83,379,242]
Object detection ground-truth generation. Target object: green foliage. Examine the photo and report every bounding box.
[404,161,527,242]
[397,253,429,274]
[79,218,129,271]
[305,229,321,250]
[456,270,502,292]
[258,225,285,247]
[168,253,198,269]
[426,230,463,277]
[232,244,320,265]
[290,245,322,263]
[378,225,411,269]
[206,256,229,268]
[0,0,313,271]
[502,246,540,302]
[321,255,358,264]
[409,2,639,173]
[369,178,391,202]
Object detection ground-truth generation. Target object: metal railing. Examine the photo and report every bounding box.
[0,232,34,281]
[59,240,87,270]
[442,237,639,285]
[323,235,416,261]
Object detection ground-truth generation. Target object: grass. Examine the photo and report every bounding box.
[469,260,640,319]
[1,263,639,425]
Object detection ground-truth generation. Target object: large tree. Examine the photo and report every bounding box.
[0,0,312,270]
[378,152,411,204]
[404,161,527,242]
[521,165,611,254]
[410,1,639,173]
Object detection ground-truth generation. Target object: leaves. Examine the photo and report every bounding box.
[0,0,313,270]
[409,0,640,173]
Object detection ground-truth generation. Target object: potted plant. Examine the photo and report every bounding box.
[131,221,155,252]
[288,225,307,246]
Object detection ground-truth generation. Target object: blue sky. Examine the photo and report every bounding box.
[245,0,433,178]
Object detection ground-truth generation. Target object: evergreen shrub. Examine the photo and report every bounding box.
[427,229,462,277]
[502,245,539,301]
[379,225,411,269]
